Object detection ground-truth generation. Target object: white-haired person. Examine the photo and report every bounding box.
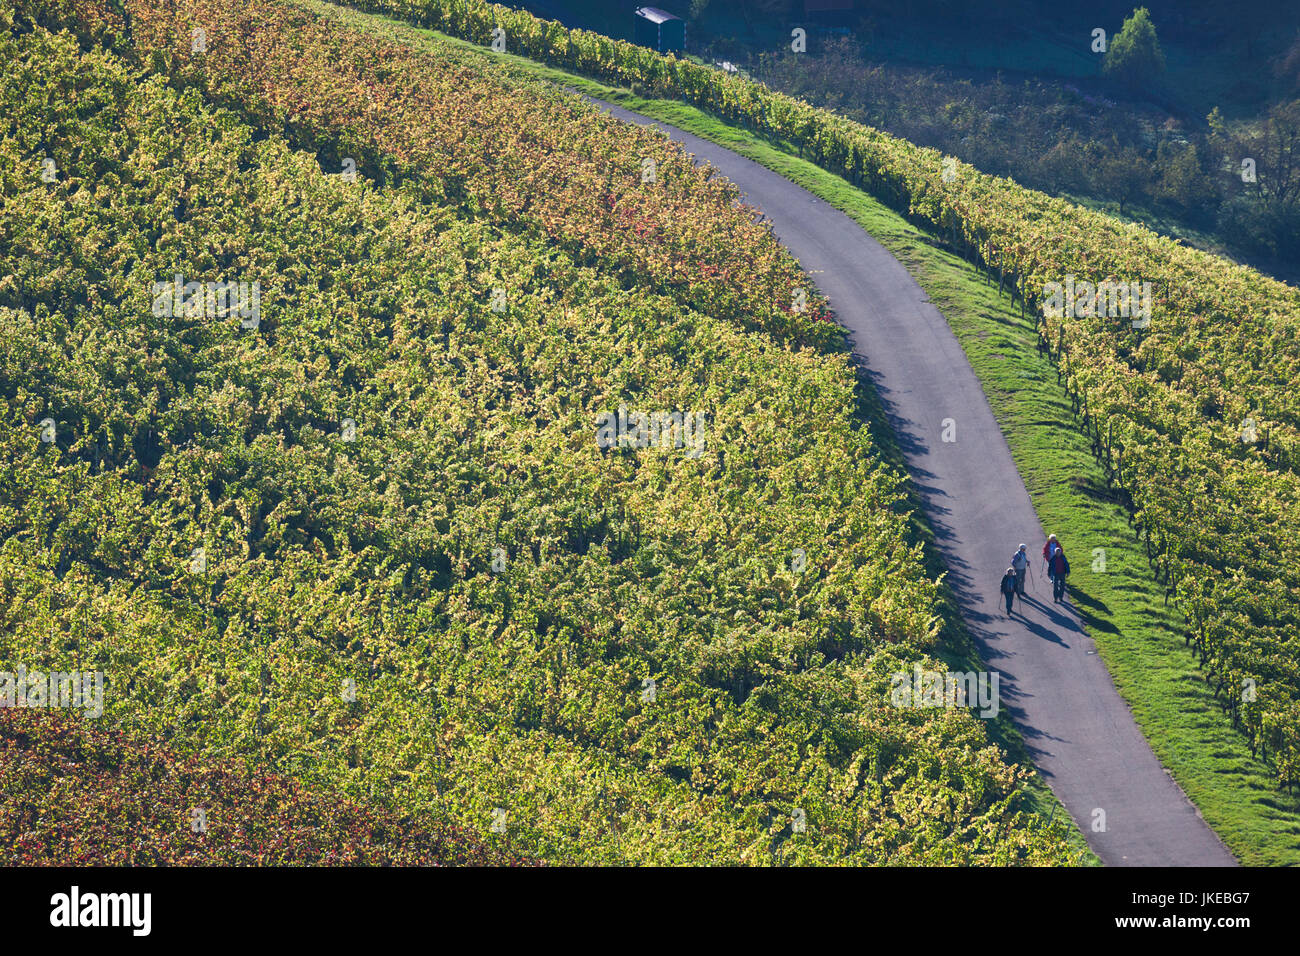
[1010,543,1029,596]
[1042,534,1060,577]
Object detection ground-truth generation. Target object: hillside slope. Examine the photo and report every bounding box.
[583,93,1235,866]
[340,0,1300,801]
[0,0,1080,863]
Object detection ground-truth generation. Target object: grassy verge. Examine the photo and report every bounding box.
[296,0,1300,864]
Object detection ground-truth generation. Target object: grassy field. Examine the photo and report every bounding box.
[299,0,1300,865]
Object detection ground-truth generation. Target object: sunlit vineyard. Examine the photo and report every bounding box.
[332,0,1300,790]
[0,0,1083,863]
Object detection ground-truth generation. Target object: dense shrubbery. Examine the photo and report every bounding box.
[746,38,1300,268]
[0,3,1080,863]
[1,711,529,864]
[683,2,1298,266]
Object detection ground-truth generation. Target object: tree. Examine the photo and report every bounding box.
[1210,100,1300,213]
[1153,140,1213,220]
[1039,134,1089,196]
[1104,7,1166,90]
[1209,100,1300,258]
[1091,141,1154,215]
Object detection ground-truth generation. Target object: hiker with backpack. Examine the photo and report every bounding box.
[999,567,1019,618]
[1010,544,1030,597]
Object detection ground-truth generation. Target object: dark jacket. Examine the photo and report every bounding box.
[1050,550,1069,577]
[1000,572,1018,595]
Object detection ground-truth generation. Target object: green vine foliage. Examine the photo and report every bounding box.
[329,0,1300,791]
[0,1,1082,864]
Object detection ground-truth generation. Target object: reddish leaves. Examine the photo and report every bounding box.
[0,711,535,866]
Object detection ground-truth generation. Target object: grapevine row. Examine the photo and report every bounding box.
[330,0,1300,789]
[0,6,1080,862]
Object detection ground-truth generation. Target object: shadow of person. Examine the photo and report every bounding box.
[1018,613,1071,647]
[1066,584,1110,615]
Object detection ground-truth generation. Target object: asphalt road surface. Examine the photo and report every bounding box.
[588,96,1237,867]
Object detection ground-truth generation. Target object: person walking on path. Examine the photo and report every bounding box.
[1042,533,1060,572]
[1011,544,1029,596]
[1048,546,1070,603]
[999,567,1019,618]
[1043,533,1060,590]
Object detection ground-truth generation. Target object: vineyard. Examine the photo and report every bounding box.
[1,710,529,864]
[316,0,1300,789]
[0,0,1082,863]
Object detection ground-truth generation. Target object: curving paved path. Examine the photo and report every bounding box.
[588,97,1236,867]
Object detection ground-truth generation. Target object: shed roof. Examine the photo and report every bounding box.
[635,7,682,24]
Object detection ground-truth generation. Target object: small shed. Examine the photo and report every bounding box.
[634,7,685,54]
